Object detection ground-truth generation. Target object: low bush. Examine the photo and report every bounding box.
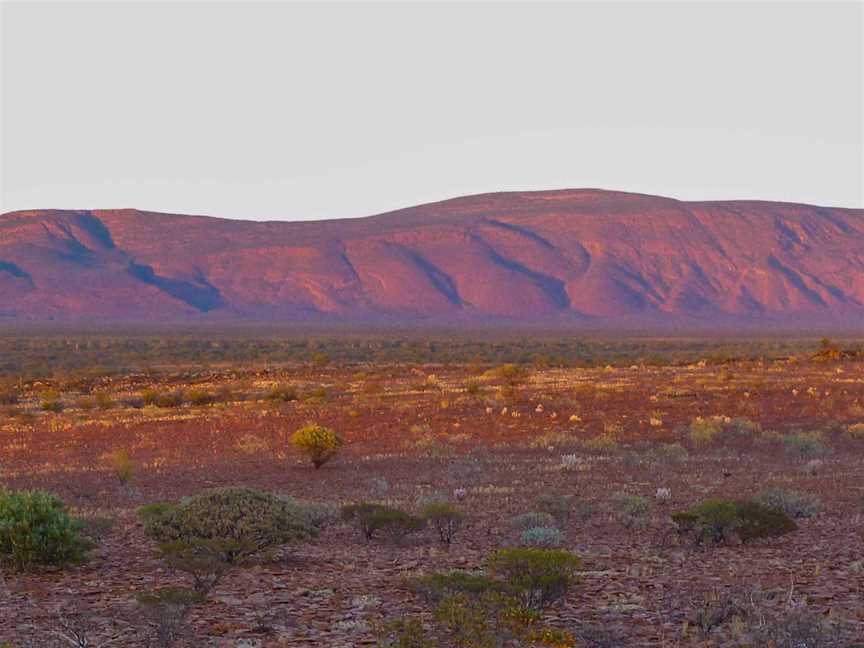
[783,431,829,458]
[755,488,820,519]
[94,392,114,410]
[291,422,344,469]
[341,502,424,543]
[267,384,298,402]
[520,526,562,547]
[185,389,216,407]
[847,422,864,439]
[672,498,796,545]
[533,493,575,523]
[136,586,203,646]
[613,494,652,528]
[0,489,90,570]
[688,416,760,446]
[509,511,555,532]
[107,449,135,486]
[421,502,464,546]
[41,389,64,412]
[406,570,507,604]
[140,487,316,564]
[486,547,581,610]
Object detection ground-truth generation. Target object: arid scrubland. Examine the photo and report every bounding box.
[0,339,863,646]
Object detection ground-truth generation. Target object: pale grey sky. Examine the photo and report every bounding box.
[1,1,862,221]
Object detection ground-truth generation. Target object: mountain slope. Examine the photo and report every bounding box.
[1,189,862,327]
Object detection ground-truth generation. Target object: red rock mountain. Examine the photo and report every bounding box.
[1,189,862,328]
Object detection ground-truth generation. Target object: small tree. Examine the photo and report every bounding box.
[486,547,581,610]
[291,422,343,469]
[422,502,464,547]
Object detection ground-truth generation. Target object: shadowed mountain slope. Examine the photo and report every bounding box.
[1,189,862,328]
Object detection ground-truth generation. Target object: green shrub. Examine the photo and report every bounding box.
[342,502,425,542]
[421,502,464,546]
[266,384,298,402]
[94,392,114,410]
[141,487,316,564]
[374,617,435,648]
[0,489,90,570]
[509,511,555,532]
[613,493,652,528]
[136,586,203,645]
[755,488,820,519]
[185,389,216,407]
[41,389,63,412]
[533,493,575,523]
[651,442,690,464]
[486,547,581,610]
[672,498,797,545]
[156,391,184,408]
[107,449,135,486]
[290,422,344,469]
[406,571,507,604]
[141,388,160,406]
[783,432,829,458]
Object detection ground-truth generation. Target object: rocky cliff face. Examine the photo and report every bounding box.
[2,189,862,328]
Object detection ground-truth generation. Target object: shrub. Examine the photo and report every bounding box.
[510,511,555,532]
[689,416,726,445]
[486,547,581,610]
[341,502,424,542]
[433,591,540,647]
[41,389,64,412]
[157,539,235,596]
[520,527,562,547]
[406,571,507,604]
[94,392,114,411]
[141,388,160,406]
[140,487,316,564]
[136,586,203,647]
[613,494,652,528]
[651,442,689,464]
[155,391,184,408]
[290,422,343,469]
[581,432,619,452]
[421,502,464,546]
[754,488,820,519]
[672,498,796,545]
[374,617,435,648]
[267,384,298,402]
[185,389,216,407]
[107,449,135,486]
[783,431,829,458]
[0,489,90,570]
[534,493,575,523]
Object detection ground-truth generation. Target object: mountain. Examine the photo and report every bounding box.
[1,189,862,329]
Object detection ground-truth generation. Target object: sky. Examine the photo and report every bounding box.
[1,1,862,222]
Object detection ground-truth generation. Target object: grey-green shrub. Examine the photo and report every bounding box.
[783,432,829,458]
[755,488,820,519]
[520,527,562,547]
[533,493,575,522]
[140,487,316,564]
[509,511,555,532]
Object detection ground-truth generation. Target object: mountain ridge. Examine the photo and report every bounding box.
[2,189,862,329]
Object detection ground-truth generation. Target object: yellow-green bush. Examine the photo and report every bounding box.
[291,422,343,469]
